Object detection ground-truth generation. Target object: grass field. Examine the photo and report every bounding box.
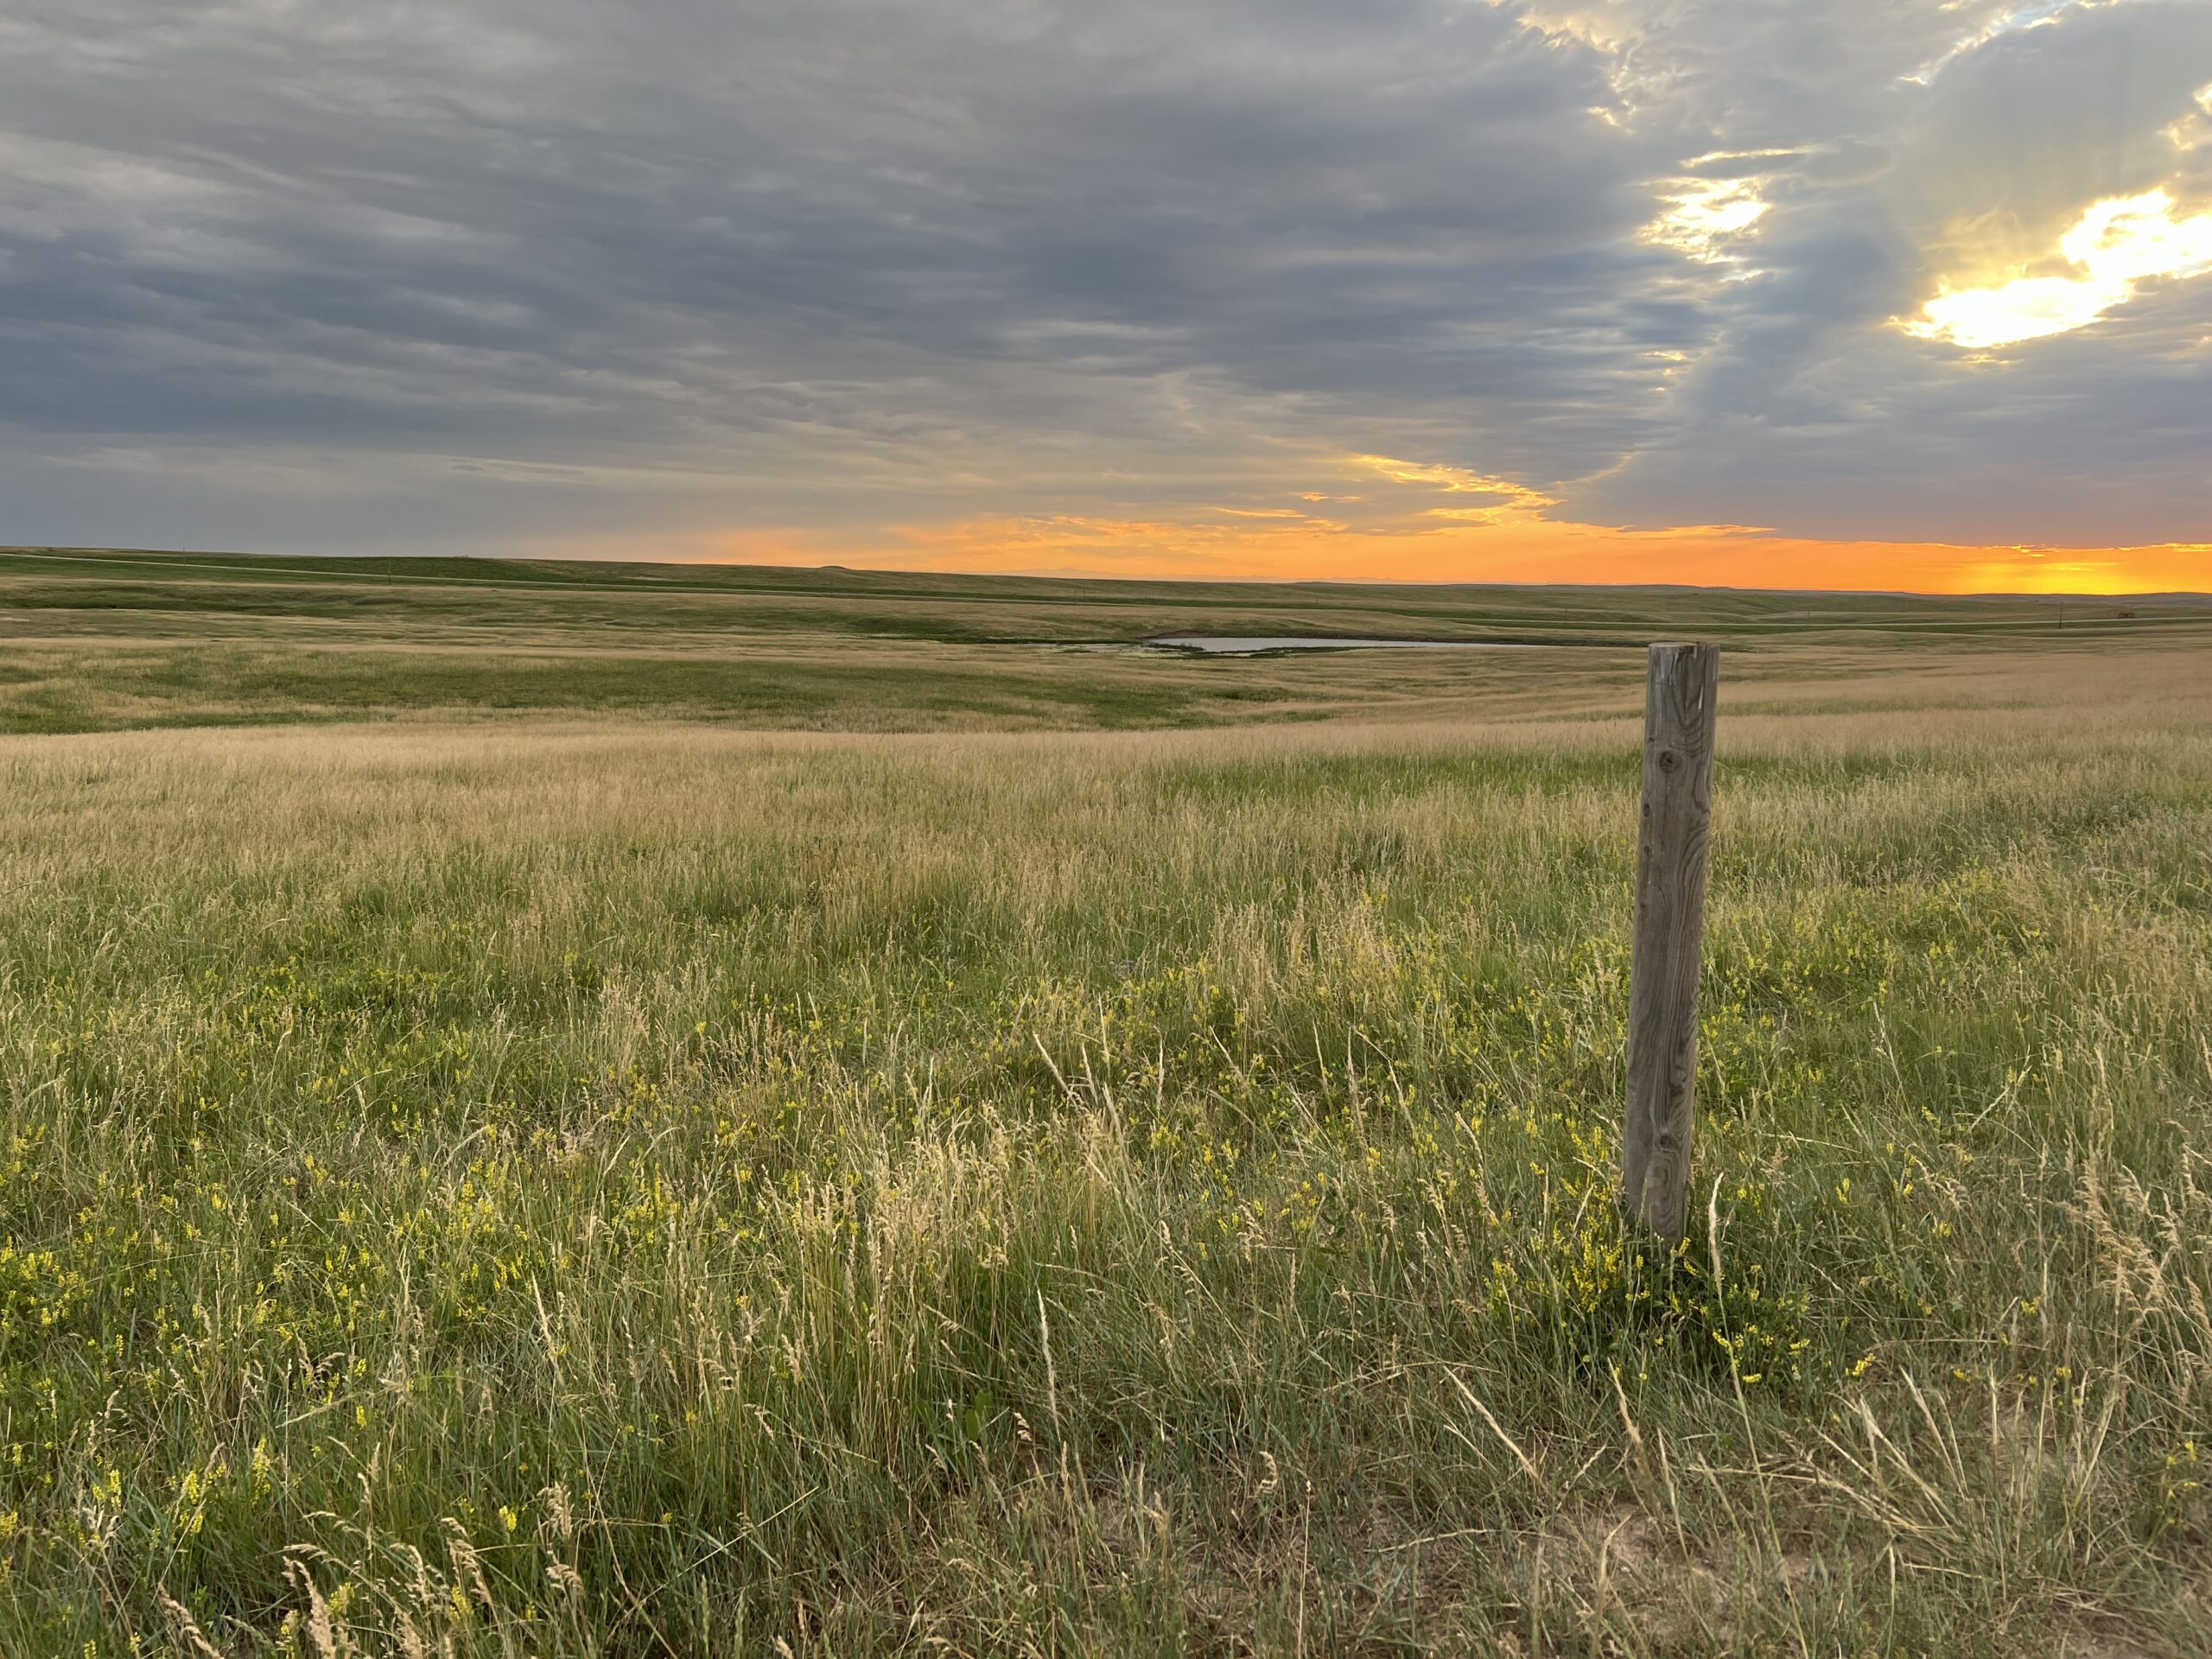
[3,550,2211,1655]
[5,547,2206,736]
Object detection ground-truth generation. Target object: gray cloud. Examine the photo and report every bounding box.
[1577,0,2212,545]
[1,0,2208,563]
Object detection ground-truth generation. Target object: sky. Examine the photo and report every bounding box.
[3,1,2209,594]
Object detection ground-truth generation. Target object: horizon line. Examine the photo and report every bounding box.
[8,544,2210,605]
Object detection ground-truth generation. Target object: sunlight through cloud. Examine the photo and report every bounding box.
[1903,0,2088,86]
[1642,177,1770,264]
[1906,188,2212,348]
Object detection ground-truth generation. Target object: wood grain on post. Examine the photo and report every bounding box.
[1623,642,1720,1242]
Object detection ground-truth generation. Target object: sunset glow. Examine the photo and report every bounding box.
[819,518,2208,594]
[702,447,2207,594]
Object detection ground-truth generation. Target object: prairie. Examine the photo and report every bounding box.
[2,550,2209,1654]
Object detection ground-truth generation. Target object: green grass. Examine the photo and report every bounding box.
[1,553,2209,1654]
[6,546,2209,738]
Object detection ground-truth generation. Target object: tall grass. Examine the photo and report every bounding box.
[2,650,2209,1654]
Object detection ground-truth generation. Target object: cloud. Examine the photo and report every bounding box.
[0,0,2206,582]
[1574,0,2212,549]
[1906,188,2212,346]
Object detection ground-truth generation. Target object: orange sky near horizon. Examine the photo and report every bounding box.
[874,522,2209,594]
[710,528,2208,595]
[702,523,2210,595]
[702,451,2210,595]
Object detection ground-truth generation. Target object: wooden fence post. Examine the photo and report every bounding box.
[1623,642,1720,1242]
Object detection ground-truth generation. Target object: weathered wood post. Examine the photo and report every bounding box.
[1623,642,1720,1241]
